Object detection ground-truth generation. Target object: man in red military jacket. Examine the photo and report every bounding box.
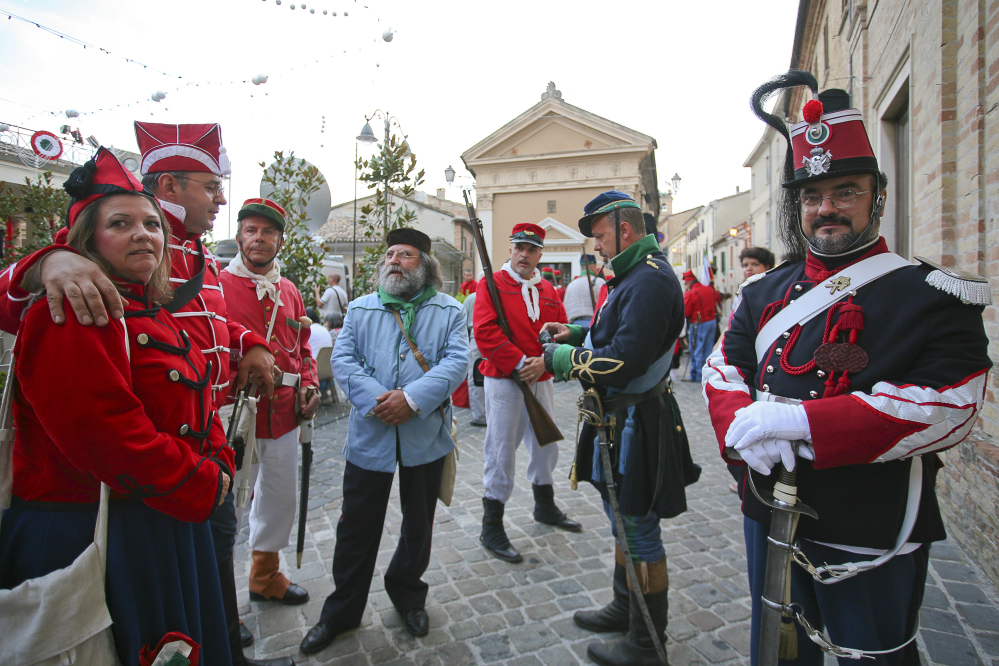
[0,123,288,665]
[682,270,721,382]
[473,223,579,564]
[221,198,320,611]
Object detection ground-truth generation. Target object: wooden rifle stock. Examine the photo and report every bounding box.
[463,191,562,446]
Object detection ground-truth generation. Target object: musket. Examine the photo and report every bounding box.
[462,190,562,446]
[747,443,818,666]
[296,389,317,568]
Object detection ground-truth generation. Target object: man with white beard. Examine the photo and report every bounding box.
[300,228,468,656]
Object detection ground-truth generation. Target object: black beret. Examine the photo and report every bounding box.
[386,228,432,254]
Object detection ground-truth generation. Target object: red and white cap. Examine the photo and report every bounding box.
[133,122,231,176]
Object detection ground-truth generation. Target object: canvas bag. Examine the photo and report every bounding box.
[0,345,120,666]
[390,310,459,506]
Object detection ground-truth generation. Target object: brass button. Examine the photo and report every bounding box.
[137,333,149,345]
[762,384,770,392]
[265,306,272,312]
[775,347,783,355]
[810,391,819,398]
[817,370,826,378]
[400,353,406,360]
[675,425,682,432]
[788,299,796,304]
[767,365,774,373]
[168,370,181,382]
[794,285,803,292]
[271,335,277,340]
[783,332,790,339]
[179,424,190,435]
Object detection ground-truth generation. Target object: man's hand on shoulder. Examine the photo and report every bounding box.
[373,389,414,425]
[39,251,124,325]
[519,356,546,385]
[236,344,276,398]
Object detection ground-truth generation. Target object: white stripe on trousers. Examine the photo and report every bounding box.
[234,427,300,552]
[482,376,557,503]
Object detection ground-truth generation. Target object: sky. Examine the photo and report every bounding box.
[0,0,800,240]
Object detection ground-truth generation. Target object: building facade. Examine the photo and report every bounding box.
[461,83,661,277]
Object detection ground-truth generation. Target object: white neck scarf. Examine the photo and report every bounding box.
[502,261,542,322]
[225,251,283,304]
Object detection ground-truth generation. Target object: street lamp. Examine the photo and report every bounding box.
[671,173,682,195]
[352,122,379,286]
[444,164,456,186]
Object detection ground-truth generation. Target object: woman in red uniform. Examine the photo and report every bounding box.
[0,148,234,665]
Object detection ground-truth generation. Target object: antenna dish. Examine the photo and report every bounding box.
[259,157,331,234]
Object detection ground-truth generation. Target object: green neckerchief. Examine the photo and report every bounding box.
[609,233,662,277]
[378,285,437,340]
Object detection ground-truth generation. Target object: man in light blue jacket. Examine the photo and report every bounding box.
[301,228,468,656]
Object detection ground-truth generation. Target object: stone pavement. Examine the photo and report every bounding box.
[235,378,999,665]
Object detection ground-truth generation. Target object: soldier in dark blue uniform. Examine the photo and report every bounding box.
[704,71,992,665]
[542,191,699,666]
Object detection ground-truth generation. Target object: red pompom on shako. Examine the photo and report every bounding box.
[802,99,824,125]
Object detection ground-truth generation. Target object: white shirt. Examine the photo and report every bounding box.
[308,323,333,360]
[319,285,348,316]
[563,275,605,322]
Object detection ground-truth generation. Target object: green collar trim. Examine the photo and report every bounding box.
[610,234,662,276]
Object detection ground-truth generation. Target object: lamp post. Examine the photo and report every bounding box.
[353,121,378,285]
[359,110,410,243]
[671,172,682,195]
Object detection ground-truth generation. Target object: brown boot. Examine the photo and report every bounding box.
[248,551,309,605]
[587,556,670,666]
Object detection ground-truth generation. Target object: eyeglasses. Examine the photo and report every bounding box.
[385,249,417,261]
[799,189,873,212]
[177,176,225,198]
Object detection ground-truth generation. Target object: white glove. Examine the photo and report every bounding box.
[725,401,812,450]
[738,438,796,475]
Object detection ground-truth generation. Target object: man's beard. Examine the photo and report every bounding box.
[806,214,864,254]
[380,261,427,299]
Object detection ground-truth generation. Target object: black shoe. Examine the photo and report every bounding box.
[239,621,254,647]
[574,561,630,633]
[480,497,523,563]
[401,608,429,637]
[470,419,487,427]
[300,622,341,655]
[587,587,670,665]
[245,658,295,666]
[532,484,582,532]
[250,583,310,606]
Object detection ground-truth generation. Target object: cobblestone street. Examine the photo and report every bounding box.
[236,377,999,665]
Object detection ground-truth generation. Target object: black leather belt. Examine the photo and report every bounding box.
[601,378,669,414]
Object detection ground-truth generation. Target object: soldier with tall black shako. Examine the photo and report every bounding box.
[703,71,992,665]
[541,191,699,666]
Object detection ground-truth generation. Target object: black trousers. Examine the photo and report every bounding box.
[319,455,445,629]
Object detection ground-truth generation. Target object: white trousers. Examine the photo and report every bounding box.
[467,336,486,423]
[482,376,557,503]
[235,427,300,553]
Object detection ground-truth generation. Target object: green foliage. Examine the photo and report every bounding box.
[0,173,68,270]
[353,130,425,297]
[258,151,327,297]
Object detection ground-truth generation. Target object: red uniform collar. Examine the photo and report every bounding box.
[804,237,889,282]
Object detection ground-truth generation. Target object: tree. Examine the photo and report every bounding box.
[258,151,327,298]
[0,172,68,270]
[353,132,425,296]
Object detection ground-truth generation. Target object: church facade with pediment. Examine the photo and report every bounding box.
[461,83,661,277]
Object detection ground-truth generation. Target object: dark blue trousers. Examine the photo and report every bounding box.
[745,517,926,665]
[319,456,445,629]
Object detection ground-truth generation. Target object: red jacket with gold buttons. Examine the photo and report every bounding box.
[11,284,233,523]
[220,270,318,439]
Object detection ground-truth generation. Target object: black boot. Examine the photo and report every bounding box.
[574,553,629,633]
[532,484,582,532]
[587,558,670,666]
[480,497,522,563]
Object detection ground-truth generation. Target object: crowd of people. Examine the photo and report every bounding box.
[0,67,993,666]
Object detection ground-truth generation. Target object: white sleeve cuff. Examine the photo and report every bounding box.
[402,390,422,416]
